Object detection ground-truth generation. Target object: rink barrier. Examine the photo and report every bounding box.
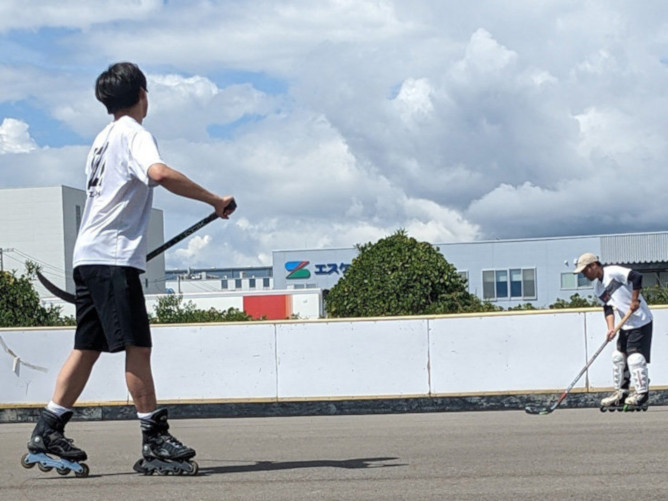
[2,307,667,423]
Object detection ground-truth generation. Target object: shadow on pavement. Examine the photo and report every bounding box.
[199,456,405,475]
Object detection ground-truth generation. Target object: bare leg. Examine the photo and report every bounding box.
[125,346,157,413]
[51,349,100,408]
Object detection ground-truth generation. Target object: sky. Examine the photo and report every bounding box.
[1,0,668,270]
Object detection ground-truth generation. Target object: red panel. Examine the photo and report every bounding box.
[243,295,292,320]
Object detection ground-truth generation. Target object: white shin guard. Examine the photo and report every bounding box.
[611,350,626,390]
[628,353,649,394]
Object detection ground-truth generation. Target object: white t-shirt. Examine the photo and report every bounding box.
[73,116,162,271]
[593,265,653,329]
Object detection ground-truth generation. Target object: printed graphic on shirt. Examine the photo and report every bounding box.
[87,142,108,197]
[599,279,623,304]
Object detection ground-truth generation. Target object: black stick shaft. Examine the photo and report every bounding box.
[146,211,218,261]
[38,207,233,304]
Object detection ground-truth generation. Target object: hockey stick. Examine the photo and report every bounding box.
[524,310,632,415]
[37,202,235,304]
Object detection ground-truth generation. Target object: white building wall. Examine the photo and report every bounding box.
[0,186,165,296]
[144,210,165,295]
[0,186,74,295]
[165,276,273,294]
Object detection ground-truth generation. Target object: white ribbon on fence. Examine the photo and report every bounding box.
[0,335,48,374]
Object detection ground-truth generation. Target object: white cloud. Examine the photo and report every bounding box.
[3,1,668,269]
[0,144,87,188]
[173,234,212,263]
[145,74,279,141]
[453,28,518,77]
[574,107,664,160]
[0,118,37,154]
[0,0,162,32]
[392,78,434,125]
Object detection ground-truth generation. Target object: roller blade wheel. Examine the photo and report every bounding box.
[20,453,89,477]
[74,463,90,477]
[600,405,648,413]
[20,453,35,469]
[600,406,618,412]
[133,458,199,476]
[623,404,649,412]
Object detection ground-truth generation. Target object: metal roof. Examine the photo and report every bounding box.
[600,233,668,264]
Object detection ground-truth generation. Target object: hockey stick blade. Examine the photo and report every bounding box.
[524,405,552,415]
[37,271,76,303]
[37,206,234,303]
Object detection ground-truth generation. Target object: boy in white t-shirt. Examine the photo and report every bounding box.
[26,62,236,475]
[574,253,653,409]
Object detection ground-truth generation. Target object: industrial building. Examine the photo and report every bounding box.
[271,233,668,309]
[0,186,165,297]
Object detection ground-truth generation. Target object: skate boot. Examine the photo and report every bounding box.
[599,389,628,412]
[623,391,649,412]
[133,408,198,476]
[21,409,90,477]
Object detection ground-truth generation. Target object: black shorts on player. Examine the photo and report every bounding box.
[74,265,152,352]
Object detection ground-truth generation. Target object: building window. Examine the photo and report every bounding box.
[561,272,591,290]
[221,279,228,289]
[495,270,508,298]
[522,269,536,298]
[483,268,536,300]
[263,277,270,288]
[249,278,256,288]
[482,270,495,300]
[75,205,82,232]
[510,269,522,297]
[235,278,242,289]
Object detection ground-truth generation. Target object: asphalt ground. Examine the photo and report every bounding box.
[3,408,668,500]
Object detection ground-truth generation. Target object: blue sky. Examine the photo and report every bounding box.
[2,0,668,270]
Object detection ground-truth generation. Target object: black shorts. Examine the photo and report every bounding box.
[617,321,652,363]
[74,265,152,353]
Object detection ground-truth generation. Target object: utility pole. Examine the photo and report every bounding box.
[0,248,15,272]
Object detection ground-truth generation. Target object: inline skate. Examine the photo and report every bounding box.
[20,409,89,477]
[132,408,198,475]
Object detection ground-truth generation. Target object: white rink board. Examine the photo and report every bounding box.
[275,319,430,398]
[149,323,277,400]
[585,308,668,389]
[1,307,667,406]
[0,330,126,403]
[429,313,586,394]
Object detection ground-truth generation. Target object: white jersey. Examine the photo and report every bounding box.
[73,116,162,271]
[593,265,653,329]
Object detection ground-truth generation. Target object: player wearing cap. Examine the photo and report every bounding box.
[574,253,653,409]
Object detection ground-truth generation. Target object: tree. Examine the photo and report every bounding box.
[0,262,69,327]
[640,285,668,305]
[507,303,537,311]
[548,293,600,309]
[151,294,253,323]
[325,229,498,317]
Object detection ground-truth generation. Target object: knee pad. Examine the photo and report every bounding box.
[628,353,649,393]
[611,351,626,389]
[627,352,647,369]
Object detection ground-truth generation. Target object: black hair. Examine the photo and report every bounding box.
[95,62,147,114]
